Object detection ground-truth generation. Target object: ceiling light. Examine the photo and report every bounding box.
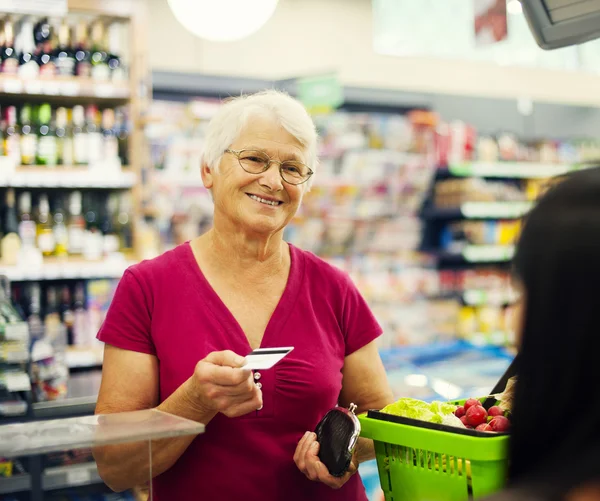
[167,0,279,42]
[507,0,523,15]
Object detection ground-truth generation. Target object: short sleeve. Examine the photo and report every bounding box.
[341,275,383,356]
[97,269,156,355]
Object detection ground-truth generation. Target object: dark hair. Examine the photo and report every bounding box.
[509,166,600,489]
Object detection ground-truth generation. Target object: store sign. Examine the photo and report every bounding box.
[297,74,343,113]
[0,0,67,16]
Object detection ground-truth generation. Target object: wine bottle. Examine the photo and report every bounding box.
[36,193,55,256]
[19,104,38,166]
[36,103,58,166]
[1,188,21,265]
[54,20,76,77]
[3,106,21,165]
[18,17,40,79]
[74,21,91,78]
[1,18,19,75]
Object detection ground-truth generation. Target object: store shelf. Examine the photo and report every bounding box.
[65,348,103,369]
[444,162,574,179]
[436,245,516,264]
[0,474,31,494]
[33,372,101,419]
[0,167,135,189]
[0,257,135,282]
[463,289,520,306]
[33,395,97,419]
[43,462,102,491]
[0,75,129,101]
[423,201,533,220]
[467,331,513,347]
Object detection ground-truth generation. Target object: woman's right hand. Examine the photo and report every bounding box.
[185,350,262,418]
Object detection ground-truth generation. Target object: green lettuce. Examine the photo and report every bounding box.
[381,398,464,428]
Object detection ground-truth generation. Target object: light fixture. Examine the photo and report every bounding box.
[167,0,279,42]
[507,0,523,15]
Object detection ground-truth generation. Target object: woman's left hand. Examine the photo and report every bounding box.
[293,431,358,489]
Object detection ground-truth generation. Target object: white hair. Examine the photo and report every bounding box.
[201,89,319,190]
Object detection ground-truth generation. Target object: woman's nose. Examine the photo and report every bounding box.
[258,161,284,190]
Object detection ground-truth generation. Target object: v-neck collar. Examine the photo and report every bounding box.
[183,241,305,354]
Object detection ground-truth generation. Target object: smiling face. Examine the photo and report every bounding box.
[202,114,307,237]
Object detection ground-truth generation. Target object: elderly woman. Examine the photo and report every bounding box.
[93,90,394,500]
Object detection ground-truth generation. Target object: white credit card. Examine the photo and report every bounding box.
[242,347,294,370]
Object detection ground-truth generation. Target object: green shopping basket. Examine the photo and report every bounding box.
[359,400,510,501]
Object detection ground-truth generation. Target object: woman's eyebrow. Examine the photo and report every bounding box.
[245,146,303,162]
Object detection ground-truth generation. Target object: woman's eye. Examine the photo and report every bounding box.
[284,165,301,174]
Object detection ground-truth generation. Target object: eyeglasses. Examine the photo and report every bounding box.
[224,149,313,185]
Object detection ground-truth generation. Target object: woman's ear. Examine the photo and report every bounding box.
[201,161,214,189]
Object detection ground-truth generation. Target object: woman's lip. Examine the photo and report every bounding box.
[246,193,283,203]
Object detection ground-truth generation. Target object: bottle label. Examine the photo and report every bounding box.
[83,230,103,261]
[1,233,21,266]
[39,62,57,78]
[87,133,103,165]
[5,136,21,164]
[92,63,110,82]
[2,58,19,75]
[54,224,69,256]
[21,135,38,165]
[37,230,55,253]
[19,61,40,79]
[56,57,75,77]
[103,234,120,255]
[68,226,84,254]
[62,137,74,166]
[18,220,37,247]
[76,61,92,78]
[111,66,126,82]
[104,136,119,163]
[74,135,88,164]
[38,136,58,165]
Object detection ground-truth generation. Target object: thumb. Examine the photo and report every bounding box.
[204,350,246,368]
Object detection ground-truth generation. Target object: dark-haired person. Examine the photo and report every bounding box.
[485,166,600,501]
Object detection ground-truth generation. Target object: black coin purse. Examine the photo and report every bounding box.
[314,403,361,477]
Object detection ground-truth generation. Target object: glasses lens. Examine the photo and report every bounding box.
[281,162,310,184]
[238,150,270,174]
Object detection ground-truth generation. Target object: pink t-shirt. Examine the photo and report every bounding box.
[97,242,382,500]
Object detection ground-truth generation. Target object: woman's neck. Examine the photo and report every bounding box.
[194,227,289,283]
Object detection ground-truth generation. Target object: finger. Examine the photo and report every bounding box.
[312,460,347,490]
[200,363,252,386]
[294,432,311,465]
[204,350,247,368]
[301,433,318,466]
[209,375,254,397]
[223,389,263,418]
[305,443,322,481]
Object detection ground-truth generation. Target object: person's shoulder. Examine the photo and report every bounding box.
[126,242,191,285]
[292,244,352,287]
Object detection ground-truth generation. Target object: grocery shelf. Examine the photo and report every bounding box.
[0,168,135,189]
[0,258,135,282]
[463,289,520,306]
[43,462,102,491]
[443,162,574,179]
[423,201,533,220]
[467,331,513,347]
[436,245,516,264]
[0,75,129,101]
[33,395,97,419]
[33,372,101,419]
[0,474,31,494]
[65,348,103,369]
